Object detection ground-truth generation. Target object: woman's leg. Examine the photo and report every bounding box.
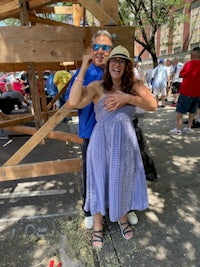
[118,214,134,240]
[92,213,104,248]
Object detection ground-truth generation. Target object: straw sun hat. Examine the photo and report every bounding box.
[105,45,134,64]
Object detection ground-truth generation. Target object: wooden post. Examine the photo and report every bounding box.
[73,3,83,26]
[19,0,30,25]
[99,0,120,24]
[27,62,42,129]
[37,68,48,122]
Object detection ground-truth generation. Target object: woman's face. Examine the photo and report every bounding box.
[109,57,126,80]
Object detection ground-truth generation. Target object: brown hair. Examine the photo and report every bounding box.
[102,59,135,94]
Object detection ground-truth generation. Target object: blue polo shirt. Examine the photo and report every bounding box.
[65,64,104,138]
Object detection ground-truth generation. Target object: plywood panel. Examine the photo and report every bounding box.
[0,25,134,63]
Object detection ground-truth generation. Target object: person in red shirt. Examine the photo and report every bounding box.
[170,47,200,135]
[12,78,25,95]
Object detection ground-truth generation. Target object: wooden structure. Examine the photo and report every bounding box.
[0,0,135,181]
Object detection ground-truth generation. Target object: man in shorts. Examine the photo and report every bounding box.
[171,58,184,107]
[170,47,200,135]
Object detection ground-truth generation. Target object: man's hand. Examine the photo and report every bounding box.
[82,55,93,69]
[103,91,129,112]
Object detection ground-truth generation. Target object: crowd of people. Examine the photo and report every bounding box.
[140,52,200,131]
[0,69,72,113]
[0,72,31,113]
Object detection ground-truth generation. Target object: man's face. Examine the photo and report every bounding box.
[173,58,178,65]
[90,35,113,67]
[166,60,171,66]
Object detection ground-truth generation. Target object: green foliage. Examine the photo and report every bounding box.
[119,0,187,65]
[2,18,20,26]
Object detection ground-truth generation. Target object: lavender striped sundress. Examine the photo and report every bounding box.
[84,97,148,222]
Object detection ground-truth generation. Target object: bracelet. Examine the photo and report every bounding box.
[75,77,84,82]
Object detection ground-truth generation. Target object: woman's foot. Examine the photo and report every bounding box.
[118,220,133,240]
[92,230,103,249]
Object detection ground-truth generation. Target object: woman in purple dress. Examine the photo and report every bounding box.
[67,45,157,249]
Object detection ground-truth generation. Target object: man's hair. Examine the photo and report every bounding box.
[91,30,113,46]
[5,82,13,91]
[191,47,200,58]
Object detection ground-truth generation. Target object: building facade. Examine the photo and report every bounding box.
[135,0,200,65]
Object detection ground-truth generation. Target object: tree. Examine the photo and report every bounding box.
[119,0,187,66]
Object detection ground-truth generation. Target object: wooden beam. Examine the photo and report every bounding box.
[0,0,18,14]
[78,0,118,25]
[19,0,29,25]
[3,105,69,166]
[47,78,71,111]
[100,0,120,23]
[73,4,83,26]
[28,13,72,26]
[35,6,73,15]
[0,26,134,63]
[5,125,83,144]
[29,0,73,10]
[0,0,73,20]
[0,114,35,128]
[0,62,71,72]
[0,158,82,181]
[27,62,42,129]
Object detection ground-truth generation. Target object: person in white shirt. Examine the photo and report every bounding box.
[152,58,170,107]
[171,58,184,107]
[165,59,173,101]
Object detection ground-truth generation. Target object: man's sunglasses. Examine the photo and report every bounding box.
[92,44,112,51]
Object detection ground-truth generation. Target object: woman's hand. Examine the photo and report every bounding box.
[103,91,129,112]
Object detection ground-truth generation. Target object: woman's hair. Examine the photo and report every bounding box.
[102,59,135,94]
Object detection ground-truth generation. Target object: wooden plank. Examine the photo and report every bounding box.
[3,105,69,166]
[46,78,71,111]
[0,0,18,14]
[5,125,83,144]
[73,3,83,26]
[19,0,29,25]
[29,0,71,10]
[0,1,76,19]
[0,26,134,63]
[27,62,42,129]
[28,13,72,26]
[35,6,73,14]
[78,0,118,25]
[0,109,77,129]
[100,0,119,23]
[0,114,35,128]
[0,62,66,72]
[0,158,82,181]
